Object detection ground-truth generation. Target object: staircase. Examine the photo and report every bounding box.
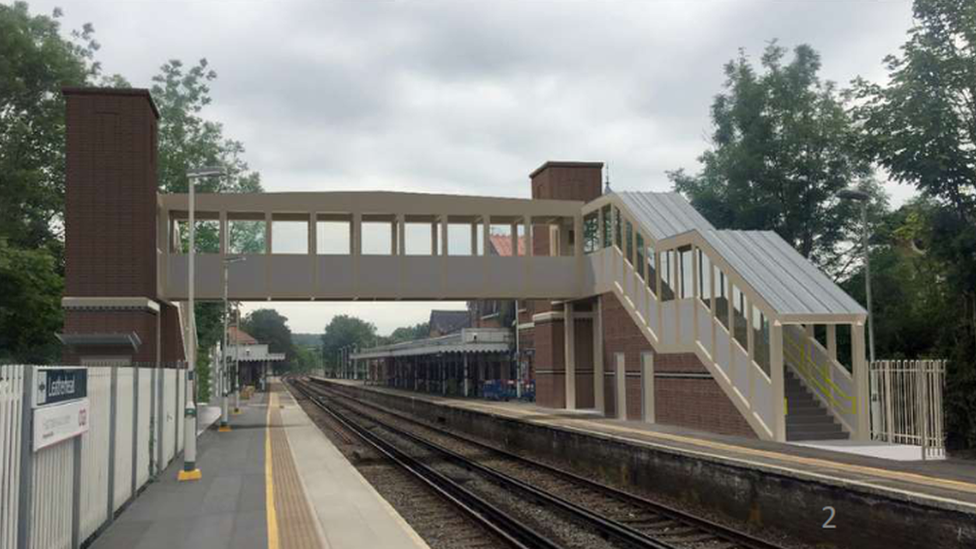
[785,369,849,441]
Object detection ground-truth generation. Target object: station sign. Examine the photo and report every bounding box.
[33,398,90,451]
[34,367,87,407]
[32,367,90,452]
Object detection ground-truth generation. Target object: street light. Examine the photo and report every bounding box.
[838,187,880,438]
[179,166,224,482]
[837,188,875,363]
[220,255,245,431]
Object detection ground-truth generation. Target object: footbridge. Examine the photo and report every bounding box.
[158,191,586,301]
[61,87,870,445]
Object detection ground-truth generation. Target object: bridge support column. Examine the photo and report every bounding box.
[564,303,577,410]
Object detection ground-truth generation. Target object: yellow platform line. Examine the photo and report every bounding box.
[266,392,280,549]
[450,398,976,501]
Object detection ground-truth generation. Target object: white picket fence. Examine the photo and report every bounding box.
[870,359,947,460]
[0,364,188,549]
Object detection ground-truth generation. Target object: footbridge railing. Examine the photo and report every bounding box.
[580,193,870,442]
[158,191,586,301]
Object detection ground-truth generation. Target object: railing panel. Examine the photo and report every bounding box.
[177,370,186,454]
[679,299,695,346]
[162,370,177,466]
[30,439,73,549]
[660,301,676,345]
[714,322,730,376]
[783,325,856,431]
[136,370,152,487]
[696,301,712,356]
[79,367,112,541]
[751,363,775,430]
[732,341,750,401]
[871,360,947,459]
[0,365,25,549]
[113,368,134,511]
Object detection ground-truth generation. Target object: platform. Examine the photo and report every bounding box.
[89,382,429,549]
[326,379,976,511]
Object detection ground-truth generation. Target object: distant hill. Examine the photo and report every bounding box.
[292,333,323,348]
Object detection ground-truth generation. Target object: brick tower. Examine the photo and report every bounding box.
[59,88,185,366]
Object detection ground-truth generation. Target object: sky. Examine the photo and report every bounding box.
[32,0,918,335]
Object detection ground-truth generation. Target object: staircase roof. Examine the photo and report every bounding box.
[617,191,865,319]
[703,230,867,318]
[617,191,715,240]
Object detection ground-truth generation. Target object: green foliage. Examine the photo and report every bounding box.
[384,322,430,344]
[292,345,322,374]
[668,42,883,277]
[242,308,295,367]
[852,0,976,450]
[195,351,211,403]
[0,239,63,363]
[320,315,379,373]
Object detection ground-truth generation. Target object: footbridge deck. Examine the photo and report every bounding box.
[158,191,587,301]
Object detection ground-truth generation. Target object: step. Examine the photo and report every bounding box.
[787,414,839,425]
[787,422,844,434]
[788,430,850,441]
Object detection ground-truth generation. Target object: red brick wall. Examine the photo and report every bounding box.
[600,292,755,437]
[63,310,157,364]
[63,88,159,299]
[533,318,564,408]
[160,302,185,363]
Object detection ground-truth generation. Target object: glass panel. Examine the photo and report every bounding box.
[272,221,308,254]
[698,249,711,307]
[583,212,599,254]
[680,247,693,299]
[447,223,474,256]
[176,220,220,253]
[317,221,350,254]
[646,244,657,295]
[660,250,675,301]
[229,220,266,254]
[625,220,634,265]
[715,268,729,329]
[753,306,770,375]
[613,207,622,249]
[362,222,393,255]
[488,224,516,256]
[635,233,645,280]
[601,205,612,248]
[732,284,748,348]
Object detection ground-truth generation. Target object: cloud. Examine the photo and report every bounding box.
[35,0,916,332]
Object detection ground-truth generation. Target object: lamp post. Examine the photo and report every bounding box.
[219,255,245,431]
[837,189,875,363]
[179,167,223,482]
[838,188,878,437]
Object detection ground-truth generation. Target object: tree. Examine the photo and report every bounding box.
[0,239,63,363]
[668,42,884,277]
[851,0,976,449]
[149,58,266,385]
[242,308,295,365]
[385,322,430,344]
[320,315,379,372]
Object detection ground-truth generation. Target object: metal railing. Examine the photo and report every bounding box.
[870,359,947,460]
[0,363,189,549]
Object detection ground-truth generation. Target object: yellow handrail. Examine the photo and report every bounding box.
[783,334,857,415]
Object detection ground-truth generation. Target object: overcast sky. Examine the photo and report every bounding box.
[34,0,916,335]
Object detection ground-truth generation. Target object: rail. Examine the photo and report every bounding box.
[304,377,785,549]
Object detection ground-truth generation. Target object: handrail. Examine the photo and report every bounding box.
[783,333,857,415]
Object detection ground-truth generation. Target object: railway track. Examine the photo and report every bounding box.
[293,377,788,549]
[287,376,564,549]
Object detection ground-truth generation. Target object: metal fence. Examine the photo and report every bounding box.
[870,359,947,460]
[0,363,188,549]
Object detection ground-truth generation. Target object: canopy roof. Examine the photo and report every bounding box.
[616,191,866,319]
